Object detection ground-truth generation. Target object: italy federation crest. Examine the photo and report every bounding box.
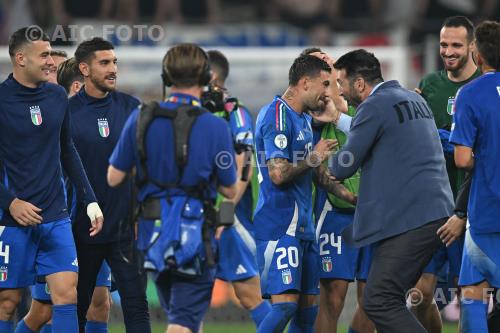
[98,118,110,138]
[30,105,42,126]
[447,97,455,115]
[322,257,333,272]
[0,266,7,282]
[281,269,292,285]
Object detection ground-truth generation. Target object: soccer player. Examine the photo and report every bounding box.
[254,54,356,333]
[0,26,103,333]
[412,16,481,333]
[17,57,115,333]
[47,50,68,84]
[206,50,271,328]
[71,38,150,333]
[302,48,374,333]
[107,43,237,333]
[446,20,500,333]
[328,49,454,332]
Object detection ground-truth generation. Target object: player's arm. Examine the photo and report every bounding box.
[215,122,238,200]
[313,164,357,205]
[107,166,127,187]
[454,145,474,170]
[268,139,337,185]
[60,105,103,236]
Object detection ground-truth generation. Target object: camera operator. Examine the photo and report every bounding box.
[107,43,237,333]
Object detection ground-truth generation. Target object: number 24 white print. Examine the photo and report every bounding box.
[319,233,342,256]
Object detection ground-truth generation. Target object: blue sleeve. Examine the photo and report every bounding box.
[329,101,382,180]
[109,109,138,172]
[449,90,477,148]
[60,104,97,204]
[229,107,254,146]
[262,109,292,161]
[214,120,237,187]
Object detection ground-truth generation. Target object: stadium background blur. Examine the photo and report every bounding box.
[1,0,499,332]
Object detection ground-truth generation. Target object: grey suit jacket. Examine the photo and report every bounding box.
[329,80,454,247]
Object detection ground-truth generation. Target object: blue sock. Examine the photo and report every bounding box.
[40,324,52,333]
[257,302,298,333]
[460,298,488,333]
[250,301,272,327]
[52,304,78,333]
[14,320,34,333]
[85,321,108,333]
[0,320,14,333]
[287,305,318,333]
[347,328,359,333]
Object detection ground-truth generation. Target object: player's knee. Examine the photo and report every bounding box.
[0,293,20,319]
[51,286,77,305]
[87,292,111,322]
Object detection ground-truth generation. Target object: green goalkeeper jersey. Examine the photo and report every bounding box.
[418,69,481,196]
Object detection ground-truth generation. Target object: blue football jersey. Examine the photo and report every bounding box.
[254,96,314,241]
[450,72,500,234]
[228,105,254,231]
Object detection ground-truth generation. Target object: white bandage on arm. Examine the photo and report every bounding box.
[336,113,353,134]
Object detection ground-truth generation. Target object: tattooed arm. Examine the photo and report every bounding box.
[313,163,357,204]
[267,157,315,186]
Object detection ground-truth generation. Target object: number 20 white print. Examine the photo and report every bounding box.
[276,247,299,269]
[319,233,342,255]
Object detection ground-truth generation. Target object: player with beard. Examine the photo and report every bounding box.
[409,16,481,333]
[70,38,150,333]
[254,54,356,333]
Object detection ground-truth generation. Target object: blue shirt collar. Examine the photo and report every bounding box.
[369,81,386,96]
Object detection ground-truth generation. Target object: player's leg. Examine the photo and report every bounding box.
[217,224,270,327]
[410,273,441,333]
[256,236,306,333]
[0,226,37,333]
[16,299,52,333]
[315,210,356,333]
[350,281,375,333]
[85,261,112,333]
[37,219,80,333]
[350,245,375,333]
[459,230,500,333]
[16,283,53,333]
[316,279,348,333]
[288,241,319,333]
[0,289,21,333]
[107,238,150,333]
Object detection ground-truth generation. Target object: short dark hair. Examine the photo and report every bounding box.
[8,26,50,57]
[50,50,68,58]
[475,20,500,71]
[207,50,229,82]
[75,37,114,64]
[442,16,475,42]
[57,57,83,93]
[333,49,383,85]
[300,47,323,57]
[289,55,331,86]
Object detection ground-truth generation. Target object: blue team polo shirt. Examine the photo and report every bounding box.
[69,88,140,243]
[254,96,314,241]
[450,72,500,234]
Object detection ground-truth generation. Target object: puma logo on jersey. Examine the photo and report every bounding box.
[235,264,247,275]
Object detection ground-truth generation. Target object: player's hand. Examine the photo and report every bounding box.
[9,198,43,226]
[437,214,466,247]
[312,139,338,164]
[309,101,342,124]
[87,202,104,236]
